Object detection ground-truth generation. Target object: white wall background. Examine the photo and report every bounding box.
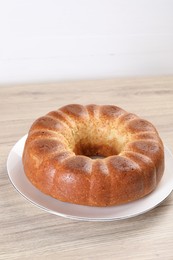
[0,0,173,84]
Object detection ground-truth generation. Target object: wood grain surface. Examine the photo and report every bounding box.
[1,77,173,260]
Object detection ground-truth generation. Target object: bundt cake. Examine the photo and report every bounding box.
[22,104,164,206]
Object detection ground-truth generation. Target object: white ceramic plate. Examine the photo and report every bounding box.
[7,135,173,221]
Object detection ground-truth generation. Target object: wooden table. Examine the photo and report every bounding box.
[1,77,173,260]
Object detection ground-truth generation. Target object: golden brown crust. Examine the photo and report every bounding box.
[22,104,165,206]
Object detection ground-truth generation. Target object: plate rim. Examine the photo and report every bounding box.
[7,134,173,221]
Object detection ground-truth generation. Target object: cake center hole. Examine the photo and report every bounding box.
[89,155,106,160]
[73,140,118,158]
